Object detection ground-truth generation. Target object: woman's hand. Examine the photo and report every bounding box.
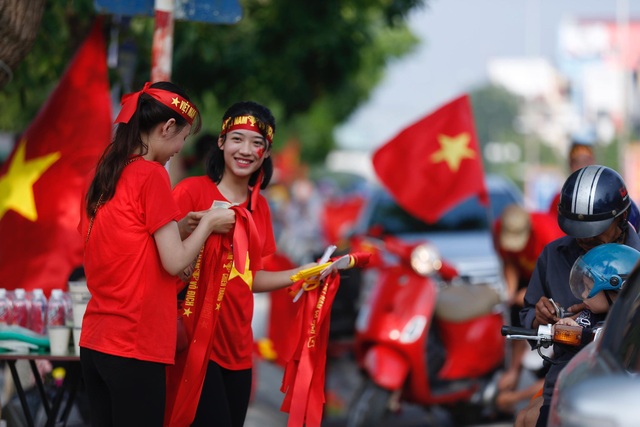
[179,263,195,283]
[178,210,207,237]
[180,208,236,237]
[201,208,236,234]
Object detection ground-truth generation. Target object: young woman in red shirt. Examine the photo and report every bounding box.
[166,101,315,427]
[80,81,233,427]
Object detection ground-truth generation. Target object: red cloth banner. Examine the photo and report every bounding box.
[279,253,369,426]
[280,275,339,427]
[0,19,111,295]
[372,94,488,224]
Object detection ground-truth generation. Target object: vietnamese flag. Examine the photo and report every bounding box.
[372,94,488,224]
[0,20,112,295]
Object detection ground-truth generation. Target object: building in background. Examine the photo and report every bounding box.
[557,17,640,144]
[484,15,640,209]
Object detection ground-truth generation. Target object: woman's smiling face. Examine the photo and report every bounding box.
[220,129,270,179]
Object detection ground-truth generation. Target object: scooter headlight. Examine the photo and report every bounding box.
[410,244,442,276]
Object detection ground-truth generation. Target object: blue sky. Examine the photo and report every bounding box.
[335,0,640,151]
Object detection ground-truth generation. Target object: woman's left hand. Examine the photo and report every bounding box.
[179,263,195,283]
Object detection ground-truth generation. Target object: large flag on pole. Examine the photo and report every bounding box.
[372,94,488,224]
[0,20,112,295]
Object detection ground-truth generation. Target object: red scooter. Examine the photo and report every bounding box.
[347,235,506,427]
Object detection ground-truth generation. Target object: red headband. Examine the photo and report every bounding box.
[114,82,198,125]
[219,115,274,145]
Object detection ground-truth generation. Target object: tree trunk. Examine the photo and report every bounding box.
[0,0,46,88]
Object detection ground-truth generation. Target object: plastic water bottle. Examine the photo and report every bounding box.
[0,289,13,326]
[62,290,74,327]
[12,288,30,328]
[47,289,67,329]
[47,289,71,355]
[29,289,48,334]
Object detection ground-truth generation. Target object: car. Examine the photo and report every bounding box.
[326,174,523,341]
[548,260,640,427]
[350,173,523,290]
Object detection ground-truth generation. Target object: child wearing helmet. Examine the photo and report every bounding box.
[558,243,640,332]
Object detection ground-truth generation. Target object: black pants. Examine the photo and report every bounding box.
[80,348,166,427]
[191,361,252,427]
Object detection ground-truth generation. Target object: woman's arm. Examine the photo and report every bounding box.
[253,263,317,293]
[154,209,233,275]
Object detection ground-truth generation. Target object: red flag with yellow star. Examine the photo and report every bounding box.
[372,94,488,224]
[0,20,111,295]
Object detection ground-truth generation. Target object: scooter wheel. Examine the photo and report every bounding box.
[346,379,391,427]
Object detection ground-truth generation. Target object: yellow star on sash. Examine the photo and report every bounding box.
[430,132,475,172]
[0,138,61,222]
[183,307,193,317]
[172,97,180,106]
[229,253,253,289]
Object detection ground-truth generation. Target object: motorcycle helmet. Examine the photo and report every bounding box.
[569,243,640,300]
[557,165,631,238]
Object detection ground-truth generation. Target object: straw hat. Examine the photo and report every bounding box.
[499,204,531,252]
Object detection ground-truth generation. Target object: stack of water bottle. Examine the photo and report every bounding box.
[0,288,73,355]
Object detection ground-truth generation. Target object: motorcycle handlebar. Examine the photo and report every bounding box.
[501,325,539,337]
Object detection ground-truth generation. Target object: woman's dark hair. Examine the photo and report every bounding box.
[85,81,200,217]
[206,101,274,190]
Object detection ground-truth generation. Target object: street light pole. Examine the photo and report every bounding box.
[616,0,630,176]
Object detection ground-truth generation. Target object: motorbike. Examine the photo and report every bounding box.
[346,235,507,427]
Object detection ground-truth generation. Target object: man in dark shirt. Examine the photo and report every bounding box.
[519,165,640,427]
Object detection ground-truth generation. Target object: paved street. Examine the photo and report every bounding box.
[248,294,516,427]
[245,354,515,427]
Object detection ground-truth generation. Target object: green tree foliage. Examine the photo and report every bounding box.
[0,0,425,164]
[0,1,96,126]
[469,84,522,151]
[469,84,560,186]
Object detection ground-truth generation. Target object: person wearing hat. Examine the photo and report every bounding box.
[492,204,564,414]
[519,165,640,427]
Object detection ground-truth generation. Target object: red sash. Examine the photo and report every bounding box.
[164,206,261,427]
[279,252,370,426]
[279,273,340,427]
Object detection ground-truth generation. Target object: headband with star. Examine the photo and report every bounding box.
[114,82,198,125]
[219,115,274,146]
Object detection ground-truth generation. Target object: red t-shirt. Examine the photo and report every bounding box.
[80,160,182,364]
[172,176,276,370]
[495,212,565,280]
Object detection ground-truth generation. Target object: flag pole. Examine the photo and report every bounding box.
[151,0,174,82]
